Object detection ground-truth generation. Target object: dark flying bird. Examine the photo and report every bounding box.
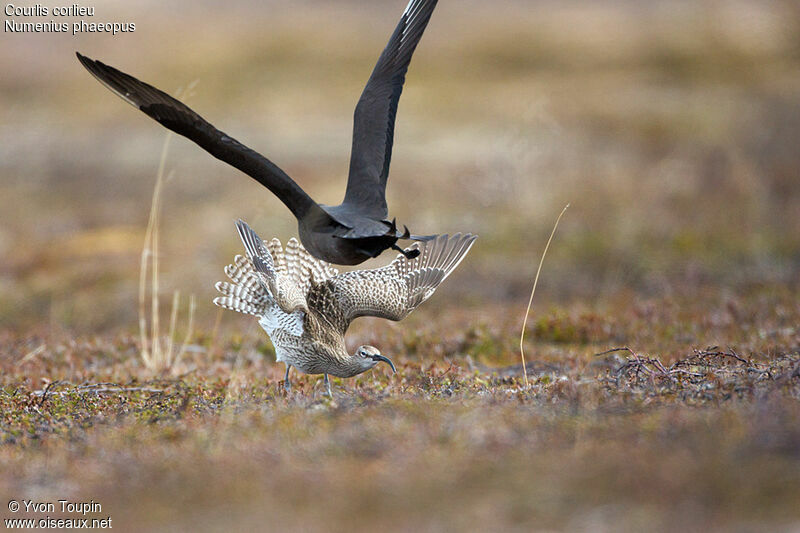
[77,0,440,265]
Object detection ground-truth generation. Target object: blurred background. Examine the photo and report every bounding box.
[1,0,799,334]
[3,3,800,531]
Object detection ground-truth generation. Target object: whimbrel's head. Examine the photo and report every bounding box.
[354,345,396,374]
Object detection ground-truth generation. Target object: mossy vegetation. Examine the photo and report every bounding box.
[2,284,800,531]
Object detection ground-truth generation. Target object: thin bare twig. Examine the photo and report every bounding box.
[691,346,749,364]
[32,386,165,397]
[37,380,60,407]
[598,344,773,392]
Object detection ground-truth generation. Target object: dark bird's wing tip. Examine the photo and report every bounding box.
[75,51,145,109]
[343,0,440,216]
[75,53,317,223]
[75,51,100,70]
[75,51,92,68]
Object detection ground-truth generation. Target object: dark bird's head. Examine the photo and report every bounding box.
[354,345,396,374]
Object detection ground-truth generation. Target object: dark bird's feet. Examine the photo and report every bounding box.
[392,244,420,259]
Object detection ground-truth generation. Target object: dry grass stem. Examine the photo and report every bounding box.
[17,344,46,366]
[137,84,198,373]
[519,204,569,387]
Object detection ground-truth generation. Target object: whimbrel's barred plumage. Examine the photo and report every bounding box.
[214,220,476,394]
[77,0,441,265]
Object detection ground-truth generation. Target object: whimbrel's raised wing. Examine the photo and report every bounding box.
[309,233,476,332]
[214,254,273,317]
[342,0,439,218]
[76,53,334,225]
[235,219,338,315]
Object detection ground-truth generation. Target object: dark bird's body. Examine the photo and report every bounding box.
[77,0,441,265]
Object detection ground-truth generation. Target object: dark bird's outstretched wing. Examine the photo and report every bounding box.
[342,0,439,218]
[76,52,331,224]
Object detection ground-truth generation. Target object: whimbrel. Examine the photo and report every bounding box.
[214,220,476,395]
[76,0,441,265]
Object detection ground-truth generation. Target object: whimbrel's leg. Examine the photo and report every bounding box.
[324,374,332,397]
[284,365,292,392]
